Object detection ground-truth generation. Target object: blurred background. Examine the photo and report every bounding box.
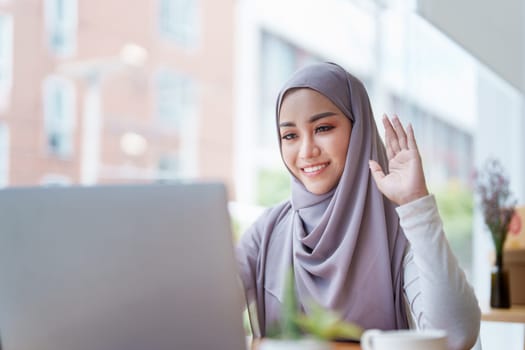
[0,0,523,348]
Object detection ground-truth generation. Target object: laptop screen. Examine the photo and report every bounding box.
[0,183,246,350]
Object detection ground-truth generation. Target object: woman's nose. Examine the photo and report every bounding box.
[299,137,320,159]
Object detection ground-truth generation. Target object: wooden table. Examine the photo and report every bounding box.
[250,339,361,350]
[328,342,360,350]
[481,305,525,323]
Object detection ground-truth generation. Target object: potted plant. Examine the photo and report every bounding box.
[475,159,516,308]
[259,270,363,350]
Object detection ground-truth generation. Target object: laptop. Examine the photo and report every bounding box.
[0,183,246,350]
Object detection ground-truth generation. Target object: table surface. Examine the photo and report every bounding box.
[481,305,525,323]
[250,339,361,350]
[249,307,525,349]
[329,342,360,350]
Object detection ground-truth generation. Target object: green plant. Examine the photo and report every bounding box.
[266,269,363,341]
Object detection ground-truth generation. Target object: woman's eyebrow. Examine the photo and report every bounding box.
[309,111,336,123]
[279,111,337,128]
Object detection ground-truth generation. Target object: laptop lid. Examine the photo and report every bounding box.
[0,183,246,350]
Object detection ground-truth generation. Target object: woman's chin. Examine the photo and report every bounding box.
[304,183,336,195]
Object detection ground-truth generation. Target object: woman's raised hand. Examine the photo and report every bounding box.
[369,114,429,206]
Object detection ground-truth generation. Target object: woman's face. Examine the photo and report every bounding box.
[279,88,352,195]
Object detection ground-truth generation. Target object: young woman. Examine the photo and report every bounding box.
[236,62,480,350]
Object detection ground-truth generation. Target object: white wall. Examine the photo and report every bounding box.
[417,0,524,93]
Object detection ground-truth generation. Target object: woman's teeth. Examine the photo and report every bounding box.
[303,164,327,173]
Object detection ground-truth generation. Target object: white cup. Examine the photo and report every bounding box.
[258,338,331,350]
[361,329,447,350]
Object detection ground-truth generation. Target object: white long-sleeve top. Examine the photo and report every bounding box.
[398,194,481,350]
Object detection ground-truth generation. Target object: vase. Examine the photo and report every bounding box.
[490,252,511,308]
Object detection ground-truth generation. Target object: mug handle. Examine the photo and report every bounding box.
[361,329,382,350]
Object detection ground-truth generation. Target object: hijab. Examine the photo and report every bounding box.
[239,62,408,334]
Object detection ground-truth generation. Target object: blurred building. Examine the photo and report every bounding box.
[0,0,235,193]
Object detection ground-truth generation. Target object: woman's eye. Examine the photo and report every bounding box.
[315,125,333,133]
[282,133,297,140]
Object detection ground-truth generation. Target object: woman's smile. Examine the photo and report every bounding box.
[301,162,330,176]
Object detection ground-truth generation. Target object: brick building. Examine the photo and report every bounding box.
[0,0,235,194]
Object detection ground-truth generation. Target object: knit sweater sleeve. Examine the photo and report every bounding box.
[398,194,481,350]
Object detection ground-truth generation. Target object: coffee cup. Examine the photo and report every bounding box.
[361,329,447,350]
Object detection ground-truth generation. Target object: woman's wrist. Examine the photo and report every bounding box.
[399,189,430,206]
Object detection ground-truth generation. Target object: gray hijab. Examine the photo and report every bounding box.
[239,62,408,334]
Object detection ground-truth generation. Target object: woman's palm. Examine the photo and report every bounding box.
[369,115,429,205]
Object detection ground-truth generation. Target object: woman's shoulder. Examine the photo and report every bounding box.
[244,199,292,240]
[237,199,292,260]
[257,199,292,226]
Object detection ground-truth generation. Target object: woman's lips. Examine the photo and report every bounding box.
[301,162,329,176]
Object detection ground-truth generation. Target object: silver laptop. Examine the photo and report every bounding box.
[0,183,246,350]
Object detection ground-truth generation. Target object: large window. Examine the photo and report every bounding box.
[392,95,473,186]
[154,68,198,178]
[0,121,9,187]
[43,76,76,158]
[154,68,196,129]
[158,0,199,47]
[44,0,77,57]
[0,14,13,111]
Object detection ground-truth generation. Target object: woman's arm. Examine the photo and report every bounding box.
[369,116,480,349]
[399,195,480,350]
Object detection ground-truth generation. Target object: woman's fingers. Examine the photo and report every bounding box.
[406,123,419,152]
[382,115,400,156]
[383,115,417,159]
[391,115,408,150]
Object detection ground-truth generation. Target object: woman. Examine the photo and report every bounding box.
[236,62,480,350]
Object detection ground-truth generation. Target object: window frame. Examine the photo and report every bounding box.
[158,0,200,48]
[0,14,13,111]
[42,75,77,158]
[44,0,78,57]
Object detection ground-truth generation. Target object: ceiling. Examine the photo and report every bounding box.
[416,0,524,94]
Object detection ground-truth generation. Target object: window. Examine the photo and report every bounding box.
[0,122,9,187]
[158,0,199,47]
[154,68,196,129]
[0,15,13,111]
[154,69,199,178]
[43,76,76,157]
[44,0,77,57]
